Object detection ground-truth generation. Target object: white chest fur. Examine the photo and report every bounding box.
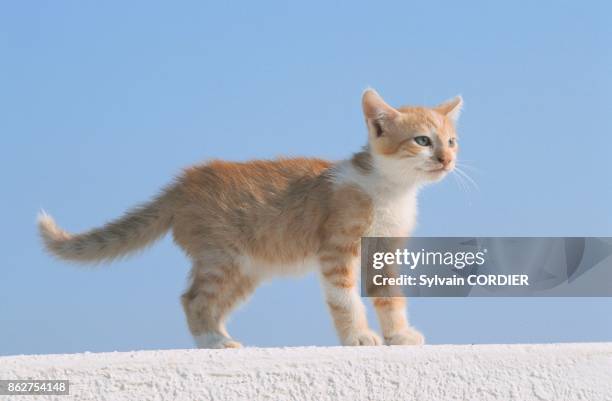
[366,191,417,237]
[331,160,419,238]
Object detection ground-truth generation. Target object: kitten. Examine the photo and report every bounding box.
[38,89,462,349]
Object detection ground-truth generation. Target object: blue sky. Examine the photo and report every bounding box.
[1,1,611,355]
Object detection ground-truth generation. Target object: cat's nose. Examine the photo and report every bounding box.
[436,154,451,167]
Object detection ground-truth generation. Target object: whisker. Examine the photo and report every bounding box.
[454,166,480,191]
[451,170,468,193]
[455,162,483,174]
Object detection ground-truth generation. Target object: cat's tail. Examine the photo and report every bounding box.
[38,186,177,264]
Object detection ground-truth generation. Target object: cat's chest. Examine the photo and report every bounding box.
[365,192,417,237]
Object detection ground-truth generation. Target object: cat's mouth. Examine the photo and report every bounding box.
[419,166,450,174]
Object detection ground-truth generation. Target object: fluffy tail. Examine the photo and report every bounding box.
[38,188,176,263]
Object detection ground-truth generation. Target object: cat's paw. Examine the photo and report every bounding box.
[217,339,243,349]
[194,332,243,349]
[342,329,383,346]
[385,328,425,346]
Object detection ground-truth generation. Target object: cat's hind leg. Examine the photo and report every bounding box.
[181,256,256,349]
[372,297,424,346]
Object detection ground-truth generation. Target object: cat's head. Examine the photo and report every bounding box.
[362,89,462,184]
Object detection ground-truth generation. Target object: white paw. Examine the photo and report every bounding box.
[194,332,243,349]
[385,328,425,346]
[342,329,383,346]
[218,339,243,349]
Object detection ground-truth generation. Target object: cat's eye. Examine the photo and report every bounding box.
[449,138,456,147]
[414,136,431,147]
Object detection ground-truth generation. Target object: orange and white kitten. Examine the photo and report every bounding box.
[39,89,462,349]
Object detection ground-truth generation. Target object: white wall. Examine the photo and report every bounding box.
[1,343,611,401]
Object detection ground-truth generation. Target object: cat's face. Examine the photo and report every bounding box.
[362,90,462,183]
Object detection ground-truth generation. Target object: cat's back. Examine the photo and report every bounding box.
[172,157,335,258]
[179,157,333,198]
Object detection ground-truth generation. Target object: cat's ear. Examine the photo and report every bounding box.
[362,89,400,137]
[436,95,463,123]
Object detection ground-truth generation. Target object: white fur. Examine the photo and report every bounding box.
[237,255,320,280]
[331,156,420,237]
[321,278,363,308]
[194,332,240,349]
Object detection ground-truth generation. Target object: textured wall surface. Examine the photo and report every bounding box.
[1,343,611,401]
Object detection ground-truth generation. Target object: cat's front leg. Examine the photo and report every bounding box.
[319,251,382,346]
[365,238,424,346]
